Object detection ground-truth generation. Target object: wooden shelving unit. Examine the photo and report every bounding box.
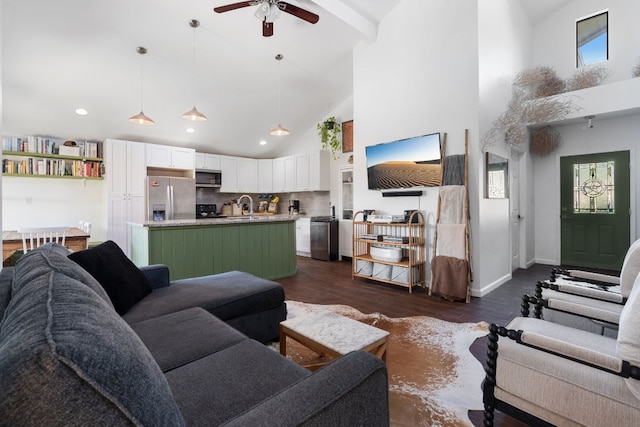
[352,210,426,293]
[2,151,104,180]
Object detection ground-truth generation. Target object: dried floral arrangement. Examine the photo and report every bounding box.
[566,65,610,91]
[513,66,565,97]
[530,126,560,156]
[633,58,640,78]
[482,66,578,153]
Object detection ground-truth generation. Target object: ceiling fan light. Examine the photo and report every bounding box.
[129,111,155,125]
[270,124,290,136]
[266,7,280,23]
[255,3,270,20]
[182,106,207,121]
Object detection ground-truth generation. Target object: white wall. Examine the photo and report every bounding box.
[477,0,534,292]
[353,0,481,290]
[532,0,640,84]
[531,0,640,264]
[2,179,107,242]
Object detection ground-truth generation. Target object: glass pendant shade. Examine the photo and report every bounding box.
[270,124,290,136]
[182,106,207,121]
[129,111,155,125]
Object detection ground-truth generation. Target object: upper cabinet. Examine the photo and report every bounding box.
[308,150,330,191]
[238,158,258,193]
[272,157,285,192]
[195,152,221,171]
[258,159,273,193]
[146,143,195,170]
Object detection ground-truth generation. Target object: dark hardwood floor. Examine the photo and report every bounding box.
[275,256,555,427]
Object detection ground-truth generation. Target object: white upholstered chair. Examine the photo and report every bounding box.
[484,271,640,426]
[19,227,68,253]
[523,239,640,335]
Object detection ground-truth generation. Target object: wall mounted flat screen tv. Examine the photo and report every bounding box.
[365,132,442,190]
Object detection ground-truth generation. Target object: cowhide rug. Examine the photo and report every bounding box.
[278,301,489,427]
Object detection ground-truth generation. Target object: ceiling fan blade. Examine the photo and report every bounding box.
[263,20,274,37]
[279,2,319,24]
[214,1,255,14]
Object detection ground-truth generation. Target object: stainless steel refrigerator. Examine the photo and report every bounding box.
[147,176,196,221]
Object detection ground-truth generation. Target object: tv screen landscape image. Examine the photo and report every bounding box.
[365,132,442,190]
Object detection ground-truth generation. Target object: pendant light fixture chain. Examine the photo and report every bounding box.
[270,53,289,136]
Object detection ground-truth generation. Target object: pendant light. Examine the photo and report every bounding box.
[129,46,155,125]
[270,53,289,136]
[182,19,207,121]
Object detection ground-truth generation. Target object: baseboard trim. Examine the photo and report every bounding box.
[471,273,512,298]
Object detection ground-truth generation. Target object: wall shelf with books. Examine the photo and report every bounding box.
[2,136,104,180]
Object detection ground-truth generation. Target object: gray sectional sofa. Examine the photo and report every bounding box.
[0,242,389,426]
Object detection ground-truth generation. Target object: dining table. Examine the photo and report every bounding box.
[2,227,90,265]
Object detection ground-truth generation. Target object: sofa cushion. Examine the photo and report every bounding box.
[0,267,14,323]
[122,270,284,324]
[129,307,248,372]
[68,240,151,315]
[0,245,184,426]
[165,339,310,426]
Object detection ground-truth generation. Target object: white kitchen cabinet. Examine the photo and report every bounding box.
[195,152,221,171]
[284,156,296,192]
[308,150,330,191]
[106,139,146,256]
[146,143,195,170]
[272,157,285,192]
[296,218,311,257]
[258,159,273,193]
[339,166,354,259]
[238,157,258,193]
[220,155,239,192]
[295,154,308,191]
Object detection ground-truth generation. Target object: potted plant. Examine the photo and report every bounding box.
[317,116,341,158]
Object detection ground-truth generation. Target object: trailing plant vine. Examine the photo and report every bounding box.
[317,116,341,158]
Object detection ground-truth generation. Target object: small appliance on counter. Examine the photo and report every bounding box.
[196,204,226,219]
[289,200,300,215]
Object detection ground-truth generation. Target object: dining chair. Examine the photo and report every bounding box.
[78,221,92,234]
[18,227,69,253]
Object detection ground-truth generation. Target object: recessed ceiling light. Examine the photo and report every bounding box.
[186,128,195,134]
[259,140,267,145]
[75,108,88,116]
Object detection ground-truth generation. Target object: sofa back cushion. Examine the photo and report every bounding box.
[68,240,152,314]
[620,238,640,298]
[617,271,640,399]
[0,244,185,426]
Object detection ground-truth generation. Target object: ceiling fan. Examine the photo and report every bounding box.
[214,1,319,37]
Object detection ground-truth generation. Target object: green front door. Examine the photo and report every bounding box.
[560,151,630,271]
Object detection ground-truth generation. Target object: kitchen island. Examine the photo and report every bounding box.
[129,215,297,280]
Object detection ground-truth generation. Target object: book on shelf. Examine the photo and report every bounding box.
[2,135,103,158]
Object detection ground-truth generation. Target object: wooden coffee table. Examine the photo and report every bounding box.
[279,311,389,370]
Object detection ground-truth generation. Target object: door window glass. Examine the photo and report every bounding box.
[573,161,614,214]
[577,12,608,67]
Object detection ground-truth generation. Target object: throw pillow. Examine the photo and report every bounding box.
[68,240,152,315]
[617,271,640,399]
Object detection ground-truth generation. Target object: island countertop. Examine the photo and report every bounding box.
[132,214,298,228]
[129,216,297,280]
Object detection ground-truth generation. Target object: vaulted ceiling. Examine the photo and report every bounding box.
[1,0,569,158]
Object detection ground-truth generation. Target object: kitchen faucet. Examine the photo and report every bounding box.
[237,195,254,215]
